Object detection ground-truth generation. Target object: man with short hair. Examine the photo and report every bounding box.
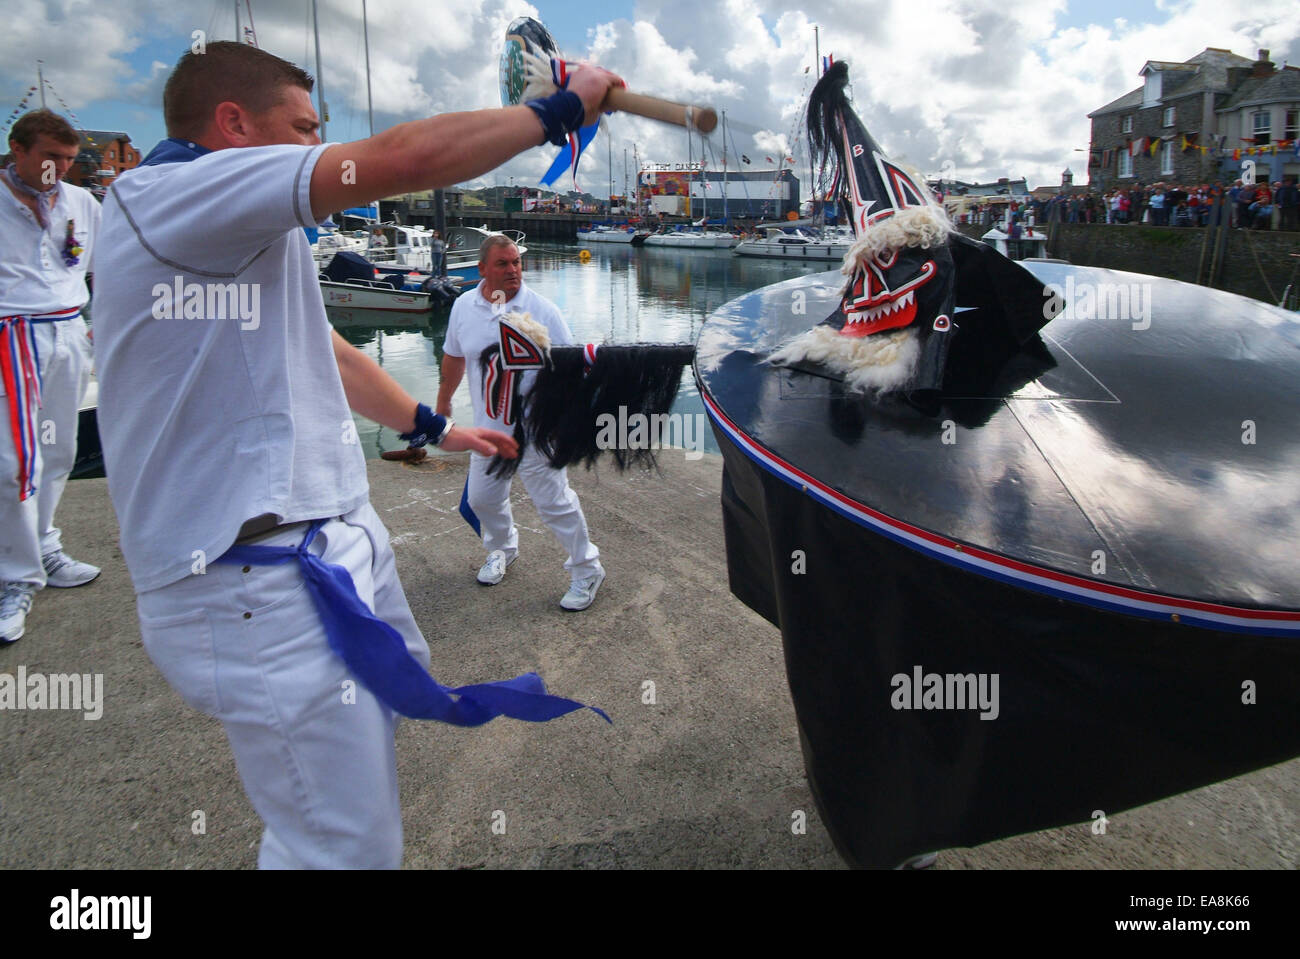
[92,41,619,868]
[1,109,102,645]
[437,236,605,611]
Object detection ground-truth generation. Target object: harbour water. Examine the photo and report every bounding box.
[329,241,837,457]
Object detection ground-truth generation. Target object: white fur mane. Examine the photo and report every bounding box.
[841,205,953,276]
[768,325,920,395]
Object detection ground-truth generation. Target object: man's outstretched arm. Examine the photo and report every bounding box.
[331,330,516,458]
[310,66,620,219]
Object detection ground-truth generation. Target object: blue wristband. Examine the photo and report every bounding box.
[399,403,448,448]
[525,90,586,147]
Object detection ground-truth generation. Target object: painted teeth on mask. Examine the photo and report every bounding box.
[858,290,914,322]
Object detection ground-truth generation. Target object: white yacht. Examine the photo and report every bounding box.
[732,227,853,260]
[578,225,636,244]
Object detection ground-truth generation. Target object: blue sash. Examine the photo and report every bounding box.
[218,520,609,726]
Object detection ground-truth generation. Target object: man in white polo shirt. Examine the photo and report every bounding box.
[1,109,102,646]
[437,236,605,610]
[92,42,619,868]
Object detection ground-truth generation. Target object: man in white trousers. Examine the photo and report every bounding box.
[1,109,102,645]
[437,237,605,611]
[91,41,619,867]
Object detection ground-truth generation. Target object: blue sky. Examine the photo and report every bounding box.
[4,0,1297,191]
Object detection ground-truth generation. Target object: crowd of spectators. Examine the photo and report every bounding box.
[1031,178,1299,231]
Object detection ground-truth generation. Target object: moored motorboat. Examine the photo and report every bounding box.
[577,225,636,243]
[980,222,1050,261]
[319,251,435,312]
[732,226,852,260]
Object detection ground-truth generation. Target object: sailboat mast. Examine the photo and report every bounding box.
[363,0,374,137]
[722,110,728,225]
[312,0,326,142]
[37,61,46,109]
[235,1,240,42]
[687,125,692,219]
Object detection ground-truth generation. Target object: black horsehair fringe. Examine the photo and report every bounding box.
[478,343,696,478]
[807,60,852,235]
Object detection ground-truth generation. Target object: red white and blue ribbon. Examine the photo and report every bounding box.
[703,390,1300,637]
[539,58,601,192]
[1,307,80,500]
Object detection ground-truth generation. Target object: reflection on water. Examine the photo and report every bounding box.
[331,241,833,458]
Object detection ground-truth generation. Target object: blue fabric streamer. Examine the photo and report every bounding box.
[458,478,481,536]
[540,122,600,190]
[218,520,609,726]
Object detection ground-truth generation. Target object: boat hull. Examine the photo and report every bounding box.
[732,240,850,260]
[578,229,635,244]
[320,281,431,312]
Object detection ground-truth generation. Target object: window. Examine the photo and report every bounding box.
[1160,140,1174,175]
[1122,115,1133,134]
[1253,111,1271,146]
[1162,106,1175,127]
[1119,150,1133,178]
[1286,109,1298,141]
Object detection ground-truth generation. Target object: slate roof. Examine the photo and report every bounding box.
[1089,48,1256,117]
[1218,68,1300,111]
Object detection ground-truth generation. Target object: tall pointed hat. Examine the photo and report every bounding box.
[771,61,1061,410]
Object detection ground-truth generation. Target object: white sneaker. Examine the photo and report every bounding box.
[42,551,101,588]
[560,565,605,611]
[476,550,515,585]
[0,583,36,644]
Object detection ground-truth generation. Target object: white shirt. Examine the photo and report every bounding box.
[93,143,369,592]
[444,280,574,430]
[0,175,100,315]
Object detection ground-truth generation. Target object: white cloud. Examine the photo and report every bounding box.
[8,0,1298,193]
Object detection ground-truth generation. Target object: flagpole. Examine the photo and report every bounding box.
[363,0,374,137]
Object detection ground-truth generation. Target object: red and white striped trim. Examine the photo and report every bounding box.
[702,390,1300,636]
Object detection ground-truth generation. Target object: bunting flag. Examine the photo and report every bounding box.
[822,54,834,74]
[1233,148,1240,160]
[741,154,751,164]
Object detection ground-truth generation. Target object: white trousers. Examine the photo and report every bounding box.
[135,502,431,869]
[466,445,600,578]
[0,316,91,586]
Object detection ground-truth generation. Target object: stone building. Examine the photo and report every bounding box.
[1088,48,1300,191]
